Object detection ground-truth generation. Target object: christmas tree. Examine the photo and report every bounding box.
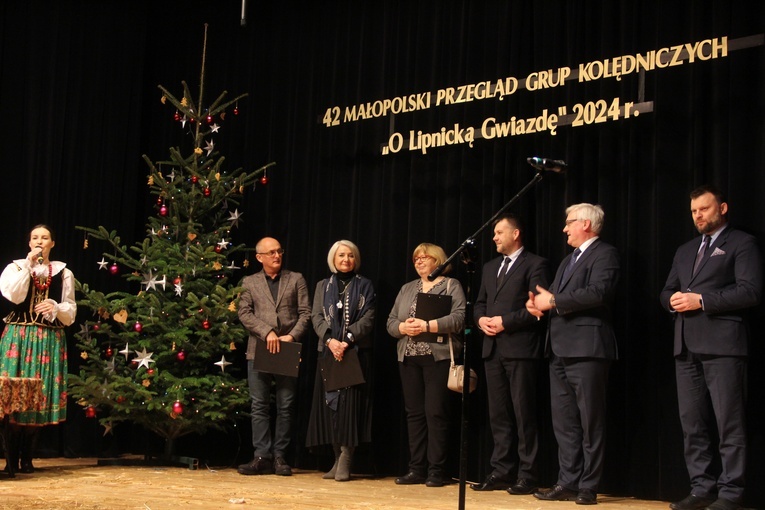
[69,27,273,455]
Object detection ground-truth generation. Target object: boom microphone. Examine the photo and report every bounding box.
[527,157,568,172]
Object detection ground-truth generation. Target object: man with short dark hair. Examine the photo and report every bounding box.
[472,213,549,496]
[660,185,762,510]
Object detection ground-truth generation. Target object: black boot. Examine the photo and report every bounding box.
[3,423,22,476]
[19,426,41,473]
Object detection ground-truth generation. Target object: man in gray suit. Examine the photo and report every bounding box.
[237,237,311,476]
[472,213,549,495]
[660,185,762,510]
[527,203,620,506]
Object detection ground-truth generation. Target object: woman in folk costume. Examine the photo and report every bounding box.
[0,225,76,474]
[307,240,375,481]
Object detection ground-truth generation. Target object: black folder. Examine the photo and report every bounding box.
[251,340,302,377]
[414,292,452,343]
[319,348,365,391]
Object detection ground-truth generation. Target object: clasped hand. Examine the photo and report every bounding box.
[399,317,427,338]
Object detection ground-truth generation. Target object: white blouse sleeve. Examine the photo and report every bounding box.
[47,266,77,326]
[0,259,33,304]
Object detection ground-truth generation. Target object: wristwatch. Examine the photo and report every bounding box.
[549,295,556,308]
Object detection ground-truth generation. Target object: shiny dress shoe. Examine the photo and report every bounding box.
[425,473,444,487]
[576,488,597,505]
[704,498,739,510]
[274,456,292,476]
[669,494,717,510]
[237,456,275,475]
[508,478,538,495]
[471,474,511,491]
[534,484,578,501]
[395,471,426,485]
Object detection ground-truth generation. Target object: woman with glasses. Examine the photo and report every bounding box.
[386,243,465,488]
[306,240,376,482]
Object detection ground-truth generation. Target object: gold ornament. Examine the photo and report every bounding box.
[212,261,223,270]
[243,259,250,268]
[181,97,188,107]
[160,95,167,104]
[83,238,89,249]
[194,147,203,155]
[215,172,220,181]
[113,310,128,324]
[228,301,237,312]
[80,351,89,360]
[229,342,236,350]
[142,379,151,388]
[221,112,226,120]
[188,233,197,241]
[148,175,154,185]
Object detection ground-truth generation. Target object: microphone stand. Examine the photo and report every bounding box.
[428,170,547,510]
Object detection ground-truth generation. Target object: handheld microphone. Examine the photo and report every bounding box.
[527,157,568,172]
[36,248,44,265]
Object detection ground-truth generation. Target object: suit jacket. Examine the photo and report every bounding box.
[659,226,762,356]
[474,250,549,359]
[238,269,311,360]
[547,239,620,359]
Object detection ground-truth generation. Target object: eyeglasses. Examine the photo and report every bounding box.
[564,219,583,226]
[257,249,284,257]
[413,256,433,263]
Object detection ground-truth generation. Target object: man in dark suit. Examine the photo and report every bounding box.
[237,237,311,476]
[471,213,549,495]
[660,185,762,510]
[527,203,620,506]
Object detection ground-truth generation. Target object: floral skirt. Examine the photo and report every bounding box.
[0,323,67,425]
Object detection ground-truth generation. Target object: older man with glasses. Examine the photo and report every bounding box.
[237,237,311,476]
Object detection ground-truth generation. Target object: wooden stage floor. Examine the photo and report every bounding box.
[0,457,671,510]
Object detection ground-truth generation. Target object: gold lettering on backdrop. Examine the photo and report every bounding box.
[316,34,760,155]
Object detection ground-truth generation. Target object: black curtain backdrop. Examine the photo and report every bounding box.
[1,0,764,505]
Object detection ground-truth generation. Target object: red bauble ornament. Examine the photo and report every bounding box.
[177,350,186,361]
[105,346,113,357]
[93,323,100,331]
[147,368,154,375]
[206,115,213,124]
[191,175,198,184]
[116,396,126,404]
[159,205,168,216]
[109,263,119,275]
[233,106,239,115]
[173,276,182,285]
[202,319,211,330]
[173,110,180,121]
[85,406,96,418]
[172,401,183,414]
[203,187,211,197]
[157,197,163,205]
[134,322,143,333]
[215,245,222,253]
[260,175,269,185]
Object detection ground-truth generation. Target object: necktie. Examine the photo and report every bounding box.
[496,256,511,286]
[561,248,581,281]
[693,235,711,275]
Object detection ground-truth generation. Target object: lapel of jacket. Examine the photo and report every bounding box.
[254,270,276,306]
[274,270,289,307]
[559,239,598,290]
[498,251,525,292]
[689,228,729,283]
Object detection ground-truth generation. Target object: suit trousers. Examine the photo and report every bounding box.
[675,353,747,502]
[483,352,539,481]
[248,360,297,459]
[398,355,453,477]
[549,355,610,491]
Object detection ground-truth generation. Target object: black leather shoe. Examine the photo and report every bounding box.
[670,494,717,510]
[471,474,511,491]
[274,456,292,476]
[508,478,538,495]
[576,488,597,505]
[534,484,578,501]
[237,456,274,475]
[425,474,444,487]
[395,471,426,485]
[704,498,739,510]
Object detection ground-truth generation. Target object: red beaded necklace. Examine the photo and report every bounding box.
[32,264,53,291]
